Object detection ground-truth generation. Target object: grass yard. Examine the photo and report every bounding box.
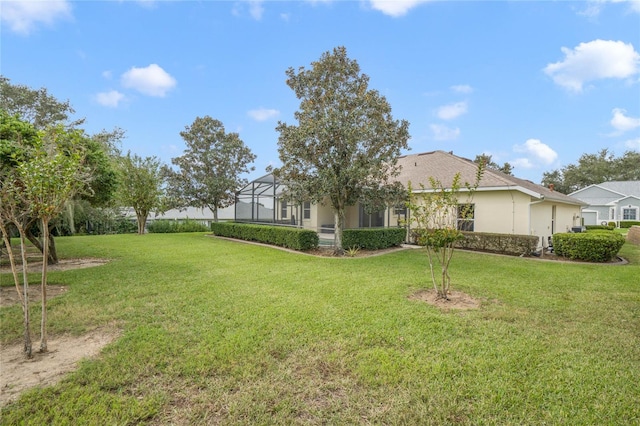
[1,233,639,425]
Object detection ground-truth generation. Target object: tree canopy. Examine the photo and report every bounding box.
[541,149,640,194]
[117,152,165,234]
[273,46,410,253]
[474,154,512,175]
[164,116,256,222]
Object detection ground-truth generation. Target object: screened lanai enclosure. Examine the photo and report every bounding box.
[234,173,405,236]
[234,173,307,227]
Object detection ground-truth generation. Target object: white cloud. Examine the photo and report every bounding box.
[610,108,640,134]
[580,0,640,17]
[248,1,265,20]
[436,101,468,120]
[102,70,113,80]
[0,0,72,35]
[624,138,640,152]
[511,157,535,169]
[451,84,474,94]
[430,124,460,141]
[121,64,176,97]
[368,0,433,17]
[248,108,280,121]
[544,39,640,92]
[96,90,126,108]
[624,137,640,151]
[513,139,558,165]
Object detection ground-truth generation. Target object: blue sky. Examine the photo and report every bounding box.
[1,0,639,184]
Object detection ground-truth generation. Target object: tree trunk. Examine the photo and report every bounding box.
[19,230,33,357]
[0,224,32,357]
[25,226,58,265]
[213,207,218,223]
[136,211,147,235]
[39,217,50,353]
[333,208,345,256]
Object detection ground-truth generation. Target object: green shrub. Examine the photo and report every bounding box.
[210,222,318,250]
[342,227,406,250]
[620,221,640,229]
[607,221,617,228]
[147,219,209,233]
[586,225,615,231]
[114,218,137,234]
[455,231,539,256]
[552,232,625,262]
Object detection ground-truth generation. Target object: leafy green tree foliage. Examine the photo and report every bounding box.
[1,78,121,263]
[165,116,256,222]
[541,149,640,194]
[118,152,165,235]
[474,153,512,175]
[0,111,39,357]
[0,76,80,129]
[406,164,484,300]
[273,46,410,253]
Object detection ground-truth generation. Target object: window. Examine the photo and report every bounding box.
[457,204,475,231]
[280,201,287,219]
[622,208,637,221]
[303,201,311,220]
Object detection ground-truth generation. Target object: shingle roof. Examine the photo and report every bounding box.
[395,150,585,206]
[596,181,640,198]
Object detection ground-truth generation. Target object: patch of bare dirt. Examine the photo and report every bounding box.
[409,288,481,311]
[0,285,68,308]
[0,328,121,407]
[0,258,110,274]
[1,257,116,407]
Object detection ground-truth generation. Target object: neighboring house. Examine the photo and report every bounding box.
[569,181,640,226]
[122,205,235,229]
[235,150,587,248]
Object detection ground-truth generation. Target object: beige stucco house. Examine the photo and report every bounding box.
[235,150,586,248]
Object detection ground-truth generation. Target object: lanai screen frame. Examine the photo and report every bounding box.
[235,173,302,225]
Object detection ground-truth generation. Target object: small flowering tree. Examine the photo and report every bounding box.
[18,125,90,352]
[406,163,484,300]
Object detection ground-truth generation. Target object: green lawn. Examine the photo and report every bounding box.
[1,233,639,425]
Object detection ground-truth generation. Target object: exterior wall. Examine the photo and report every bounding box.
[530,201,581,248]
[472,190,532,235]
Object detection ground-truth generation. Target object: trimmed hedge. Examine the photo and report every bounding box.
[455,231,539,256]
[586,224,615,231]
[620,221,640,229]
[147,219,209,233]
[342,227,406,250]
[210,222,319,251]
[552,232,625,262]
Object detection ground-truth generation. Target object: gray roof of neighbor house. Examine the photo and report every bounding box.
[395,150,586,206]
[596,181,640,197]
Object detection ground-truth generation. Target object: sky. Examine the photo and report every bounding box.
[1,0,639,185]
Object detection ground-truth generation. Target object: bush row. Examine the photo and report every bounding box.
[147,219,209,233]
[552,232,625,262]
[620,221,640,229]
[342,227,406,250]
[586,224,615,231]
[210,222,319,250]
[455,231,539,256]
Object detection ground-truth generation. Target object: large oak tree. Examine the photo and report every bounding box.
[165,116,256,222]
[273,46,410,253]
[541,149,640,194]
